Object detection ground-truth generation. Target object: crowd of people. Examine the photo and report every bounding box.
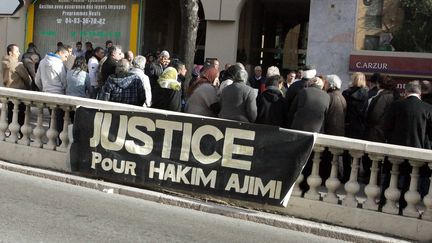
[2,41,432,210]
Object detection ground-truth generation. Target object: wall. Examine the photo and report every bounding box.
[0,4,28,87]
[306,0,358,87]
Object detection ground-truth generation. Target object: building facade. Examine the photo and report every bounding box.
[0,0,431,87]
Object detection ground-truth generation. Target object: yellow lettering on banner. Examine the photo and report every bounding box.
[101,113,127,151]
[125,117,155,155]
[222,128,255,171]
[89,112,104,147]
[155,120,183,159]
[191,125,223,164]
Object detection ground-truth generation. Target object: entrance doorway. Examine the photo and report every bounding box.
[238,0,310,72]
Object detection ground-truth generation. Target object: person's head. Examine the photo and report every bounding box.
[420,80,432,97]
[286,71,296,84]
[56,45,70,62]
[369,72,382,86]
[170,59,187,77]
[85,41,93,51]
[265,75,281,88]
[378,75,394,90]
[64,45,73,56]
[308,77,324,90]
[115,59,131,74]
[72,56,88,72]
[404,81,422,96]
[159,50,170,67]
[108,45,123,61]
[206,59,220,71]
[234,69,248,83]
[6,44,20,59]
[325,74,342,91]
[254,66,262,77]
[57,42,64,48]
[26,42,37,53]
[105,40,113,49]
[302,65,316,80]
[266,66,280,78]
[188,66,219,96]
[296,69,304,79]
[76,41,82,51]
[132,55,146,70]
[125,51,134,63]
[93,46,105,60]
[351,72,366,88]
[224,64,245,81]
[200,66,219,84]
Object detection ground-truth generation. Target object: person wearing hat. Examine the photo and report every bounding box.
[324,74,346,137]
[285,64,317,109]
[146,50,170,90]
[151,67,182,112]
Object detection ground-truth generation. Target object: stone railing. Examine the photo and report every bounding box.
[0,87,431,241]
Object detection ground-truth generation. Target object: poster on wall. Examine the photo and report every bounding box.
[33,0,131,55]
[70,107,316,206]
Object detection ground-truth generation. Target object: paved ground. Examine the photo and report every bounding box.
[0,168,347,243]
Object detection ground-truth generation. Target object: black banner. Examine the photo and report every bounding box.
[71,107,315,206]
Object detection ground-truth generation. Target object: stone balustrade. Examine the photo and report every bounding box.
[0,87,431,241]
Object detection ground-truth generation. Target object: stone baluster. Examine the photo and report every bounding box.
[421,163,432,221]
[31,103,45,148]
[0,97,8,141]
[292,174,304,197]
[44,105,59,150]
[382,157,403,214]
[323,148,343,204]
[304,146,325,200]
[6,99,21,143]
[403,160,423,218]
[17,101,32,146]
[57,106,71,152]
[342,151,362,207]
[363,154,384,211]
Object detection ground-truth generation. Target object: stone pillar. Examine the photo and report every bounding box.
[306,0,358,89]
[201,0,247,67]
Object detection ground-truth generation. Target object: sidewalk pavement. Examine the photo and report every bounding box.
[0,160,410,243]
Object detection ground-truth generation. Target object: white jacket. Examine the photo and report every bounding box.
[35,53,67,94]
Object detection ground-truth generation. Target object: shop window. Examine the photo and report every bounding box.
[364,0,383,29]
[364,35,380,50]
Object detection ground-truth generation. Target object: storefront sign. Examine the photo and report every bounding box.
[33,0,131,55]
[349,52,432,78]
[70,107,316,206]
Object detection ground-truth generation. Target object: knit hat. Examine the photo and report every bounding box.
[326,74,342,89]
[266,66,280,78]
[158,67,181,91]
[160,50,170,59]
[303,65,317,79]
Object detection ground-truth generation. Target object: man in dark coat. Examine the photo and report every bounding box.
[256,75,285,127]
[324,75,346,136]
[145,50,170,89]
[285,65,316,108]
[382,81,432,209]
[101,45,123,86]
[384,81,432,149]
[287,76,330,133]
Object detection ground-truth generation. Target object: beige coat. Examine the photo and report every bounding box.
[1,55,32,90]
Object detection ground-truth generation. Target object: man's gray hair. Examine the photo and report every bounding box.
[132,55,146,70]
[234,69,248,83]
[116,59,130,74]
[405,81,422,95]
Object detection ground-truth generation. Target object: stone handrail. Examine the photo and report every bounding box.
[0,87,431,241]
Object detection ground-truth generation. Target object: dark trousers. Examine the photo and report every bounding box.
[7,102,25,136]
